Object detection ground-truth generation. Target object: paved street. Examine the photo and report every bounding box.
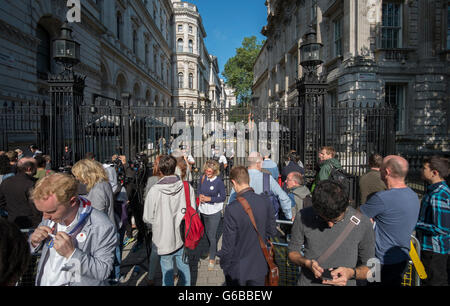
[118,228,225,286]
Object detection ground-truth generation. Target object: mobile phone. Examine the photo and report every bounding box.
[321,268,336,280]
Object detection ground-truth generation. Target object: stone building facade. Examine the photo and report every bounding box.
[172,0,215,108]
[0,0,226,119]
[253,0,450,154]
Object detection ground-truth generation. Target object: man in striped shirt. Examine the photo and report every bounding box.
[416,155,450,286]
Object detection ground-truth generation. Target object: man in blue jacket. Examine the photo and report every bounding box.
[218,166,276,286]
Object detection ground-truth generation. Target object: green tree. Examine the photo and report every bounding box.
[223,36,264,105]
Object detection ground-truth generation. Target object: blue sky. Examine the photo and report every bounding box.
[188,0,267,78]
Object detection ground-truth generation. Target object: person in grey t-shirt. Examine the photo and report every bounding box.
[288,180,375,286]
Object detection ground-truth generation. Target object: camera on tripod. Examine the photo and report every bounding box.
[111,156,127,184]
[130,153,153,174]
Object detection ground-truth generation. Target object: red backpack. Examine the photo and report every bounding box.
[182,181,204,250]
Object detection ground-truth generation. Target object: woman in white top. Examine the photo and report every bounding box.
[197,160,226,270]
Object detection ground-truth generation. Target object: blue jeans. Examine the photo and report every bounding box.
[201,211,222,260]
[113,227,126,280]
[160,247,190,286]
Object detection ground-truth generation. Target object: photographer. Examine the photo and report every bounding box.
[120,154,150,251]
[104,155,129,283]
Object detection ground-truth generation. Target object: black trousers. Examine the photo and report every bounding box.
[225,275,265,286]
[421,250,449,286]
[369,260,408,286]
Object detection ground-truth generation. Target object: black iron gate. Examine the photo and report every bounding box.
[0,91,396,192]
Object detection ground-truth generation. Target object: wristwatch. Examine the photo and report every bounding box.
[350,267,357,280]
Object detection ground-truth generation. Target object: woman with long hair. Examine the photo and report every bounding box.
[72,158,115,226]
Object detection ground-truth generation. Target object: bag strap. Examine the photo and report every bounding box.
[316,210,363,266]
[183,181,191,208]
[236,196,276,270]
[182,181,193,241]
[262,172,270,194]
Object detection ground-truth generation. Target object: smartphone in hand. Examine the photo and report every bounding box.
[321,268,337,280]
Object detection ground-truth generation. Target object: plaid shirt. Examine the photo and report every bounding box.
[416,181,450,254]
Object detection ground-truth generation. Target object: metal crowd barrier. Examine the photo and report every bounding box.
[401,235,424,287]
[271,222,426,287]
[270,220,301,286]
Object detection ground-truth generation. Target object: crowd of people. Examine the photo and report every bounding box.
[0,143,448,287]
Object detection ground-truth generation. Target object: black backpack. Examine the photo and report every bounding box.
[329,164,351,196]
[262,172,281,219]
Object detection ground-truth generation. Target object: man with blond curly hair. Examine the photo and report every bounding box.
[29,173,117,286]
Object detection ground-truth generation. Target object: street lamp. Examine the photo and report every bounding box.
[53,22,80,70]
[49,22,84,168]
[296,25,327,183]
[299,26,323,77]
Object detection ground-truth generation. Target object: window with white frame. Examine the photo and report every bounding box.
[189,73,193,89]
[177,38,183,52]
[178,24,183,32]
[189,26,193,34]
[188,40,193,53]
[178,72,184,88]
[385,84,406,132]
[381,2,402,48]
[333,17,343,57]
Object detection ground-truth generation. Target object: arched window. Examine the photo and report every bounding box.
[188,40,193,53]
[36,24,51,79]
[177,38,183,52]
[178,72,184,88]
[189,73,193,89]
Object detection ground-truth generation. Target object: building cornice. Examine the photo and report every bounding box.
[173,8,206,38]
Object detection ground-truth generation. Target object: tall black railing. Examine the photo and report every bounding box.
[1,93,397,189]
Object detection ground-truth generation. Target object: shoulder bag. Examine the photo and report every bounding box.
[236,196,279,286]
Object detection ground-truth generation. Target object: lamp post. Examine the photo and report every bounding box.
[53,23,80,70]
[296,25,327,185]
[299,26,323,82]
[48,22,85,168]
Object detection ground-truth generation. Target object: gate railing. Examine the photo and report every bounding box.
[0,96,51,153]
[1,93,396,184]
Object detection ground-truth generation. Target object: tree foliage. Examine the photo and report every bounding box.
[222,36,264,105]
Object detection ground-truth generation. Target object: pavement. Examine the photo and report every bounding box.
[117,226,225,286]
